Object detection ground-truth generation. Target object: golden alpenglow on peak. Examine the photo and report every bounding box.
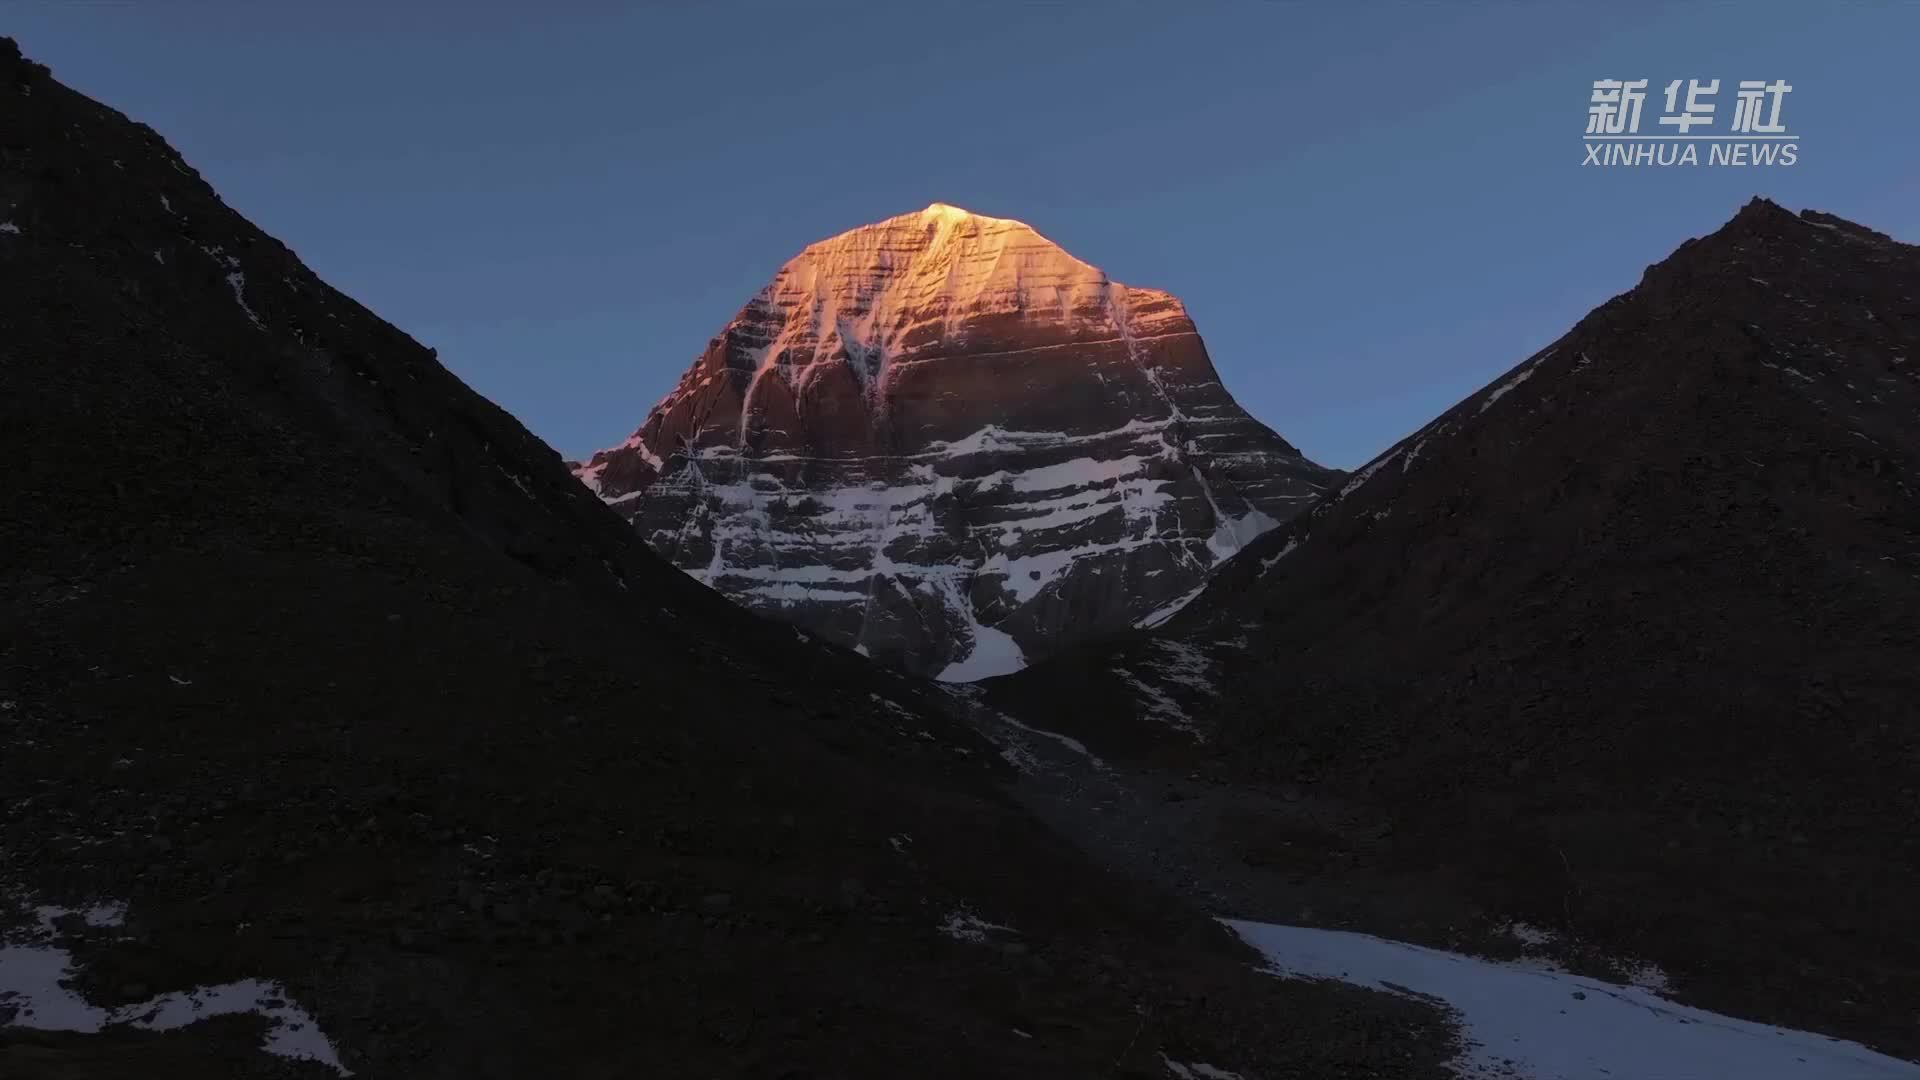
[575,201,1333,678]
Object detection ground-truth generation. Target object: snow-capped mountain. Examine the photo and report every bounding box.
[576,203,1335,677]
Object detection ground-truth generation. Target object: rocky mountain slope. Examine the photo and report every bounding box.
[0,40,1452,1079]
[984,198,1920,1058]
[575,204,1334,678]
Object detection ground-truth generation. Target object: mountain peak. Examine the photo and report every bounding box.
[752,206,1130,393]
[577,205,1332,676]
[921,200,975,220]
[800,201,1048,256]
[911,201,1026,231]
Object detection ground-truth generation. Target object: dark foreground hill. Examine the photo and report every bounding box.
[0,40,1452,1079]
[986,198,1920,1056]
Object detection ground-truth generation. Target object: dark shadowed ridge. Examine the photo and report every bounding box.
[0,38,1457,1079]
[986,195,1920,1057]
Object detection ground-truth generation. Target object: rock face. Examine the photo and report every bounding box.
[576,204,1334,678]
[987,199,1920,1057]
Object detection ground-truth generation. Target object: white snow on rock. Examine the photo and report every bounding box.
[1619,958,1674,994]
[1,899,350,1075]
[1224,919,1920,1080]
[1136,579,1209,629]
[942,684,1107,771]
[1114,667,1195,735]
[1338,447,1403,499]
[1160,1056,1245,1080]
[225,271,263,328]
[1189,458,1279,560]
[936,610,1029,683]
[1259,536,1300,574]
[1145,640,1216,696]
[0,221,20,235]
[937,909,1015,945]
[1104,638,1220,738]
[199,245,263,329]
[663,439,1185,609]
[995,738,1043,774]
[1502,922,1557,949]
[1479,350,1553,415]
[574,460,607,495]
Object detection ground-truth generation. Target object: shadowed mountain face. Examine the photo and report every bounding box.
[0,40,1454,1080]
[986,198,1920,1056]
[576,204,1335,679]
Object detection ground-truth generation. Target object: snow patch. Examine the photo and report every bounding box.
[937,909,1015,944]
[1225,919,1919,1080]
[1479,352,1551,415]
[1161,1057,1245,1080]
[1188,462,1278,559]
[1259,537,1300,574]
[1339,448,1403,499]
[936,618,1026,682]
[224,271,264,328]
[1503,922,1557,948]
[1136,580,1209,629]
[1621,959,1673,994]
[867,692,919,723]
[996,740,1042,773]
[1,900,349,1075]
[199,246,262,329]
[1145,640,1215,696]
[931,569,1028,683]
[636,436,1190,634]
[995,714,1105,768]
[1207,506,1278,560]
[0,221,19,235]
[1004,455,1147,494]
[1114,667,1195,735]
[497,467,533,498]
[612,432,665,472]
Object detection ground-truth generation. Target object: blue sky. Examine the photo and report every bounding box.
[11,2,1917,470]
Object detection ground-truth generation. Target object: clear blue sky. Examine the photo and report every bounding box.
[11,2,1917,470]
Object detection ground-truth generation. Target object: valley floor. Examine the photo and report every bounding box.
[946,687,1920,1080]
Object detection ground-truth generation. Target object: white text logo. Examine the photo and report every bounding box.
[1584,79,1797,167]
